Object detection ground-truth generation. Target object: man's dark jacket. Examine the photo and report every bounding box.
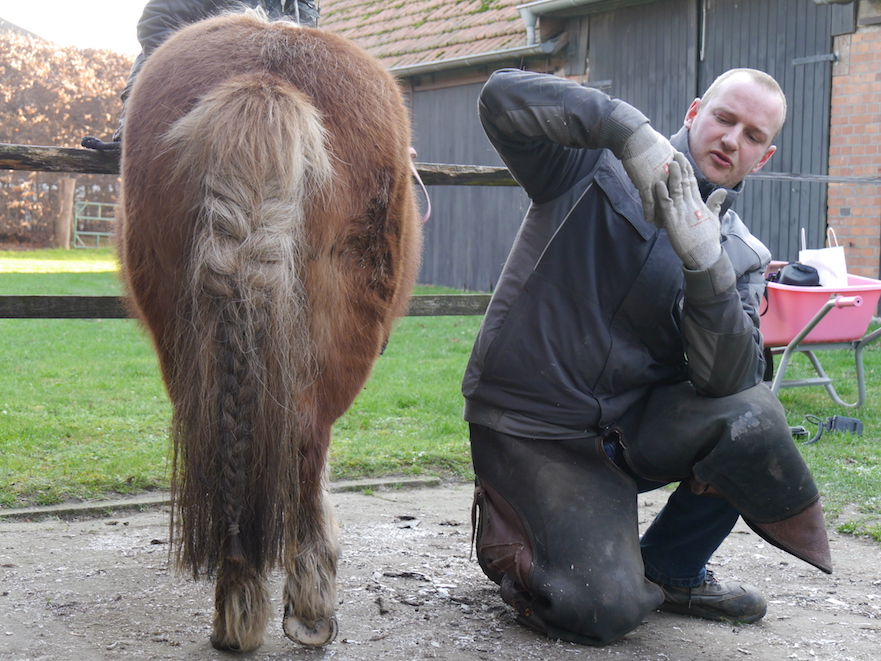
[462,69,772,439]
[117,0,319,111]
[136,0,319,56]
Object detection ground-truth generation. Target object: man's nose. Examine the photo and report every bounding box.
[721,128,740,151]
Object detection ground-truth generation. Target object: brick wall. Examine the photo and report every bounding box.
[828,19,881,278]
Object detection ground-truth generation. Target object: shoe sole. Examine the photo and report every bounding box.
[657,600,767,624]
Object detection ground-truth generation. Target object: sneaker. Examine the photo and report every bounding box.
[650,570,767,624]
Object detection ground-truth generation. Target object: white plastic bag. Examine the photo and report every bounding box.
[799,227,848,289]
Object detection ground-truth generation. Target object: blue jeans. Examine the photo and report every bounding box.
[604,439,741,588]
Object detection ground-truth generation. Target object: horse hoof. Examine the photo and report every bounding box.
[283,614,338,647]
[211,633,258,652]
[210,629,265,653]
[210,634,241,652]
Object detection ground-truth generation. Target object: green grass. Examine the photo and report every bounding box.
[0,249,479,507]
[1,248,880,547]
[0,249,171,505]
[0,247,119,271]
[0,314,172,506]
[329,311,478,480]
[774,350,881,541]
[0,247,121,295]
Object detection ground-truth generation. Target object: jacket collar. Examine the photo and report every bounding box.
[669,126,740,218]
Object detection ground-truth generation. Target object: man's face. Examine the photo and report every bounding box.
[684,75,783,189]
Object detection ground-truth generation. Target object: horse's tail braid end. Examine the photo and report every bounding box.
[163,71,332,578]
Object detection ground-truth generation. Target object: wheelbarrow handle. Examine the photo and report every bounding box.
[833,295,862,308]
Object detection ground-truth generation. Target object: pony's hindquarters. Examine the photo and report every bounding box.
[164,71,333,651]
[118,12,421,652]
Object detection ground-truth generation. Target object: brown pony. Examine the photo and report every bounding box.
[117,11,421,652]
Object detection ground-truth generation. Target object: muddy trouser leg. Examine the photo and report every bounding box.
[620,381,831,575]
[469,423,664,646]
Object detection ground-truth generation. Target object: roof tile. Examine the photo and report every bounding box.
[321,0,527,69]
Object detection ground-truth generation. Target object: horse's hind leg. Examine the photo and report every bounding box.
[210,558,271,652]
[282,429,339,647]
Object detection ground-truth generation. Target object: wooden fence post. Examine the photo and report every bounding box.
[55,176,76,249]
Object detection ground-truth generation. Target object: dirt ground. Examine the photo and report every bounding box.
[1,481,879,661]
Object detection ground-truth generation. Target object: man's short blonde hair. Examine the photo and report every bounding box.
[701,68,787,138]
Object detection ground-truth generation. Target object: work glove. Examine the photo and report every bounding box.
[81,135,121,153]
[652,153,726,271]
[620,123,677,225]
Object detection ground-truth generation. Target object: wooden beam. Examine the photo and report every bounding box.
[3,143,878,186]
[407,294,490,316]
[0,143,518,186]
[0,143,120,175]
[415,162,517,187]
[0,296,128,319]
[0,294,490,319]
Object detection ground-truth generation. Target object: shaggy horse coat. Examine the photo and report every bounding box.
[118,12,421,651]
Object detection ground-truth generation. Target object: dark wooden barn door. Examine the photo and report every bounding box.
[410,82,529,291]
[589,0,837,261]
[698,0,836,260]
[588,0,699,139]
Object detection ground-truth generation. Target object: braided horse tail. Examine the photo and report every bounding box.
[166,70,331,649]
[118,11,421,652]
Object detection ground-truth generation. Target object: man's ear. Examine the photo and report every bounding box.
[683,98,701,129]
[751,145,777,173]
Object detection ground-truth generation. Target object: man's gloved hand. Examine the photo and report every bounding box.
[620,123,676,225]
[653,153,726,271]
[81,135,121,153]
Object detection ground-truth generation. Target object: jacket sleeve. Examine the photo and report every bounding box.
[680,220,770,397]
[136,0,230,55]
[478,69,652,203]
